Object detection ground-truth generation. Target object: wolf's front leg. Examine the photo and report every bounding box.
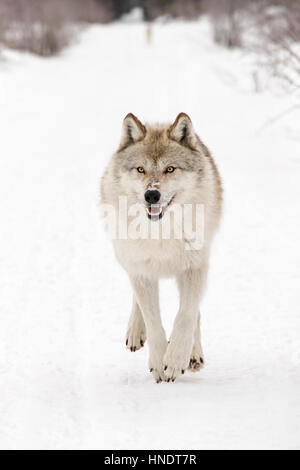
[126,295,146,352]
[130,276,168,383]
[163,269,206,381]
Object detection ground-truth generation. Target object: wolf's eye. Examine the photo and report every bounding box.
[166,166,175,173]
[137,167,145,174]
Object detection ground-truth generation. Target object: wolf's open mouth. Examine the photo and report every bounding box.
[146,205,162,216]
[146,196,175,221]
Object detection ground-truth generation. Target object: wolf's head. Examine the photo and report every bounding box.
[110,113,206,221]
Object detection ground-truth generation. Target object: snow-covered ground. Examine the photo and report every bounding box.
[0,19,299,450]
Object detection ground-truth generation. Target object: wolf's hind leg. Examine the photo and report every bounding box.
[126,295,146,352]
[189,311,205,372]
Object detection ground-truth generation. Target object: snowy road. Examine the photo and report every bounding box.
[0,20,300,449]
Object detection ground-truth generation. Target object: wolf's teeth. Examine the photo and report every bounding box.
[147,206,162,216]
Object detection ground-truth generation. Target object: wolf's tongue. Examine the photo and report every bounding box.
[147,205,162,216]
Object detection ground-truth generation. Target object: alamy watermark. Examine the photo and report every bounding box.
[100,196,205,251]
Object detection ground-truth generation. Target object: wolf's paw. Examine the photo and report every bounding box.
[149,365,166,384]
[126,326,146,352]
[163,343,191,382]
[188,344,204,372]
[148,338,168,383]
[189,354,204,372]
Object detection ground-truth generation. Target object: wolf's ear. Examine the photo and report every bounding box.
[168,113,197,149]
[119,113,146,150]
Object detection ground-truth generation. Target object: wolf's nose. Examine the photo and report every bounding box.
[144,189,161,204]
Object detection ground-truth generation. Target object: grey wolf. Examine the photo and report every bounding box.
[101,112,222,382]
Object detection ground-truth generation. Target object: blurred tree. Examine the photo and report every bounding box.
[110,0,203,21]
[145,0,203,21]
[110,0,140,19]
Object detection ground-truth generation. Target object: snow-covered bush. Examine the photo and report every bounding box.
[248,1,300,91]
[203,0,246,48]
[204,0,300,91]
[0,0,112,57]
